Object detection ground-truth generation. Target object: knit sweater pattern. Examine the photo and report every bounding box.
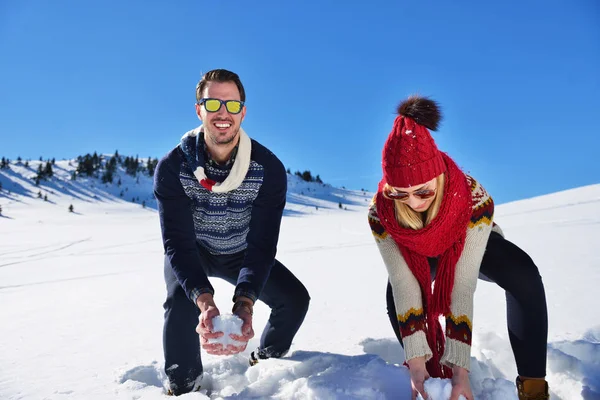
[154,130,287,304]
[179,155,265,255]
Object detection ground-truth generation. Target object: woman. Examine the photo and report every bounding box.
[368,96,549,400]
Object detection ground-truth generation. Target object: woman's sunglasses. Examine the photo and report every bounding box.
[385,187,437,202]
[198,98,245,114]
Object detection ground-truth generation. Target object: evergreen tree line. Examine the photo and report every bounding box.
[1,157,12,169]
[74,151,159,183]
[1,156,50,170]
[1,151,159,186]
[286,168,323,184]
[35,161,55,184]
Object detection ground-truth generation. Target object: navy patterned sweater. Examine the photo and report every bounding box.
[154,132,287,304]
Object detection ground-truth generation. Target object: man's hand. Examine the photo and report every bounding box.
[449,366,473,400]
[195,293,231,355]
[407,356,430,400]
[228,296,255,354]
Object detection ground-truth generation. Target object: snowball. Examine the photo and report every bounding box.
[417,378,468,400]
[206,314,245,347]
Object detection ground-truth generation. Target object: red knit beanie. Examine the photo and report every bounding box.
[382,96,446,188]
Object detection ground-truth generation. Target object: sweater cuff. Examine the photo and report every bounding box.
[440,338,471,371]
[233,284,257,304]
[190,287,215,306]
[403,331,433,362]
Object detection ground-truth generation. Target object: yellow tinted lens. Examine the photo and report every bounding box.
[225,101,242,114]
[204,99,222,112]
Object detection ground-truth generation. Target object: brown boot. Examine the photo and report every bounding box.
[516,377,549,400]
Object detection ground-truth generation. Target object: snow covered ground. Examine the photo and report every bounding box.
[0,159,598,399]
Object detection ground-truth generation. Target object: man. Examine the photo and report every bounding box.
[154,69,310,395]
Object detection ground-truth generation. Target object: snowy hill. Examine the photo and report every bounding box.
[0,157,157,212]
[0,158,598,400]
[0,158,371,217]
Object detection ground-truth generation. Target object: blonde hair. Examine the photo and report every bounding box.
[386,174,446,230]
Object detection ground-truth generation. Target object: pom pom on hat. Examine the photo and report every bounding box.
[382,95,446,188]
[397,96,442,131]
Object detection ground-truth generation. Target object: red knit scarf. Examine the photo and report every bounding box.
[376,153,472,378]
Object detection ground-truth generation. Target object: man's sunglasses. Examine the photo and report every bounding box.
[384,187,437,202]
[197,98,244,114]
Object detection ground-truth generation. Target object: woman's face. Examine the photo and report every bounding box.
[388,177,438,212]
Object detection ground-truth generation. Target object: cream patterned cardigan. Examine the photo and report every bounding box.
[368,176,502,370]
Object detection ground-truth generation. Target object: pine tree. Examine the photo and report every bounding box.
[101,170,113,184]
[106,155,117,175]
[44,194,48,201]
[316,175,323,184]
[24,160,29,167]
[147,157,158,177]
[286,168,291,174]
[69,204,74,213]
[124,156,139,177]
[44,161,53,178]
[300,170,314,182]
[38,191,42,198]
[338,202,343,209]
[76,154,96,176]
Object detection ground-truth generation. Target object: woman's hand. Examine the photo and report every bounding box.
[449,366,473,400]
[407,356,430,400]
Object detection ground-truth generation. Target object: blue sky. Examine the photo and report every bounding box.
[1,0,598,203]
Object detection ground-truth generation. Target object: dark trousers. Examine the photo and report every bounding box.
[386,231,548,378]
[163,244,310,394]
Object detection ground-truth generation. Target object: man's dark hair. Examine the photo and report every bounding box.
[196,69,246,102]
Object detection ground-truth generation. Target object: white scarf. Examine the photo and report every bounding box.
[181,125,251,193]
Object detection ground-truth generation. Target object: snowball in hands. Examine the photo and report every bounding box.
[206,314,245,346]
[417,378,467,400]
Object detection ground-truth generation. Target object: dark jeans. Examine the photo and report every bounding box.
[163,244,310,395]
[386,231,548,378]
